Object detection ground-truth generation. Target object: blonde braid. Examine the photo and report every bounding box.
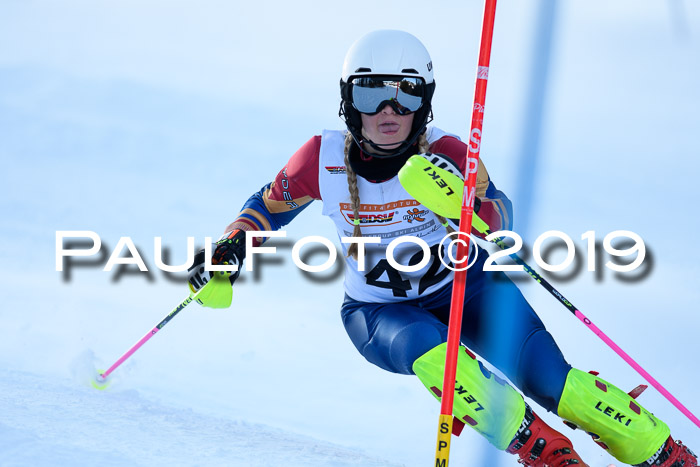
[417,132,430,154]
[417,132,455,234]
[344,133,363,260]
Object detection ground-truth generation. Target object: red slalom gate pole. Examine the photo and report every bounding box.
[434,1,498,465]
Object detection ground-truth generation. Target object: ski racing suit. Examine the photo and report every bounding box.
[224,126,671,463]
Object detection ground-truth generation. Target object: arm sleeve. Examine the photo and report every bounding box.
[429,136,513,236]
[224,136,322,245]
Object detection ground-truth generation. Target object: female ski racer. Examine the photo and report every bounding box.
[188,30,697,467]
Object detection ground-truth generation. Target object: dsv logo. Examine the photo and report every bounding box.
[347,212,396,224]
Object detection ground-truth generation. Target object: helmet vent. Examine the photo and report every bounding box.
[401,68,419,74]
[355,67,372,73]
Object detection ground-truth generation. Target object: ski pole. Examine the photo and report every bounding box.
[434,1,498,465]
[471,215,700,430]
[93,270,233,389]
[94,295,195,386]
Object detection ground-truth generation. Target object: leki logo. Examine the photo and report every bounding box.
[403,208,428,223]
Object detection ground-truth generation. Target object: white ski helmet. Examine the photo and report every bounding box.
[339,30,436,156]
[341,29,434,83]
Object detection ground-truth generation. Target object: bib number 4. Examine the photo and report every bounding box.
[365,244,451,297]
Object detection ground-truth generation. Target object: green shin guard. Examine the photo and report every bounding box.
[413,343,526,450]
[558,368,670,465]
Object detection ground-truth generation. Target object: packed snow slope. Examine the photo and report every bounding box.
[0,367,403,467]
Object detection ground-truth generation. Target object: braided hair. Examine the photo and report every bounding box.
[343,132,454,260]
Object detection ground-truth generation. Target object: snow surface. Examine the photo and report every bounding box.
[0,367,401,467]
[1,1,699,466]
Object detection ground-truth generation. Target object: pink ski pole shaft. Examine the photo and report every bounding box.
[99,295,194,380]
[472,219,700,429]
[574,309,700,429]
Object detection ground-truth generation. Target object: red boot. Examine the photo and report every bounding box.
[507,406,588,467]
[636,436,698,467]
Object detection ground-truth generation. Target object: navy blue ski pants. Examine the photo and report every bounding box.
[340,246,572,414]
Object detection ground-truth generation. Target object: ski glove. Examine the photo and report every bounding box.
[188,229,246,292]
[419,152,481,215]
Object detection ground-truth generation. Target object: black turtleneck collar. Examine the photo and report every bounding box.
[348,141,419,183]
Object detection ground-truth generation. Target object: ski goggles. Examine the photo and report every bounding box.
[350,76,426,115]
